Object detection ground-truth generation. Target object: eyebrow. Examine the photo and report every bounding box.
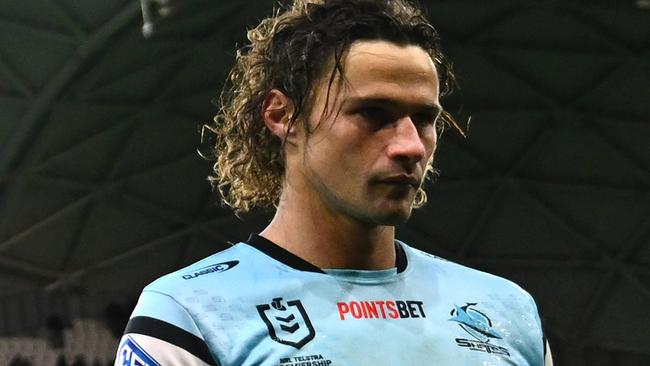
[344,97,443,115]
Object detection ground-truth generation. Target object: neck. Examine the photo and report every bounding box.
[260,185,397,270]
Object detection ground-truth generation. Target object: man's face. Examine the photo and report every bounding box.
[293,40,441,226]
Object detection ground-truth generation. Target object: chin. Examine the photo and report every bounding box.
[364,205,414,226]
[334,193,415,226]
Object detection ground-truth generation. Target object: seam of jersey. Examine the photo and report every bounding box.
[142,289,223,364]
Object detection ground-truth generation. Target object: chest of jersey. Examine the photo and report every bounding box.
[182,271,541,366]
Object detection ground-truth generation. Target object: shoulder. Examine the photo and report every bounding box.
[125,242,263,339]
[402,242,535,300]
[143,242,258,295]
[118,245,257,366]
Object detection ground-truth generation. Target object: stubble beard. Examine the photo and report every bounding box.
[303,162,416,227]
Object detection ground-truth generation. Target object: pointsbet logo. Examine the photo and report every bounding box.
[337,300,426,320]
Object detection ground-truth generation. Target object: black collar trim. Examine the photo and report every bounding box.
[395,240,407,273]
[246,234,325,273]
[245,234,408,274]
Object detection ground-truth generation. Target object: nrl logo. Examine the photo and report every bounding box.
[256,297,316,349]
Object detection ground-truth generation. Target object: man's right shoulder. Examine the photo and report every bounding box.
[143,241,257,295]
[116,244,256,366]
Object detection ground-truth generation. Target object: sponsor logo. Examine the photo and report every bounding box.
[181,260,239,280]
[116,336,161,366]
[449,303,510,356]
[257,297,316,349]
[277,354,333,366]
[337,300,426,320]
[454,338,510,355]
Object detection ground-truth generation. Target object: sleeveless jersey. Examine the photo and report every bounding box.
[115,235,550,366]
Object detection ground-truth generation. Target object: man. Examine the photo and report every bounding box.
[115,0,553,365]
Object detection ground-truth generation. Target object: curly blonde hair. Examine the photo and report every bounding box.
[205,0,460,214]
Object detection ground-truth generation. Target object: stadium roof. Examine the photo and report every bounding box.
[0,1,648,364]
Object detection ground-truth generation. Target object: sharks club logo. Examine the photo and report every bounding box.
[449,303,502,342]
[449,303,510,356]
[257,298,316,349]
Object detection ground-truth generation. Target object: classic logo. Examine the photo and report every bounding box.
[449,303,510,356]
[116,336,160,366]
[181,260,239,280]
[256,297,316,349]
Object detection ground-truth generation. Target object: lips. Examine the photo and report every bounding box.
[379,174,420,188]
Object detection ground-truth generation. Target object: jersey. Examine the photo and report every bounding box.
[115,235,551,366]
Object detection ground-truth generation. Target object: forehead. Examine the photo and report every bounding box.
[340,40,440,102]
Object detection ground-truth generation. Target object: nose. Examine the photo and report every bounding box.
[385,117,430,165]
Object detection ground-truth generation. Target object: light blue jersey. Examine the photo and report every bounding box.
[115,235,550,365]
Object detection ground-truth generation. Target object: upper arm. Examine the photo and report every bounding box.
[114,290,219,366]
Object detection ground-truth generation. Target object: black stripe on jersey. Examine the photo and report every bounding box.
[246,234,326,273]
[247,234,408,273]
[125,316,219,366]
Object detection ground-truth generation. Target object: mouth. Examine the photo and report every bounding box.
[378,174,420,189]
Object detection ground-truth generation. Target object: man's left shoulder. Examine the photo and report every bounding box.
[403,242,535,299]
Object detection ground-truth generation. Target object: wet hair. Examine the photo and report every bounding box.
[204,0,460,214]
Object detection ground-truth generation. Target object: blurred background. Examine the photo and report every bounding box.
[0,0,648,365]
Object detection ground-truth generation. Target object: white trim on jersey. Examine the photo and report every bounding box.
[545,341,554,366]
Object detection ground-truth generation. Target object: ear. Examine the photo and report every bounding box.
[262,89,295,140]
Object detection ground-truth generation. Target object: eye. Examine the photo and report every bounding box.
[411,111,439,127]
[359,107,395,126]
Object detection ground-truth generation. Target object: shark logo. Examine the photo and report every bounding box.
[449,303,503,343]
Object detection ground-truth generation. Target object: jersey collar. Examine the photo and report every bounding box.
[245,234,408,274]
